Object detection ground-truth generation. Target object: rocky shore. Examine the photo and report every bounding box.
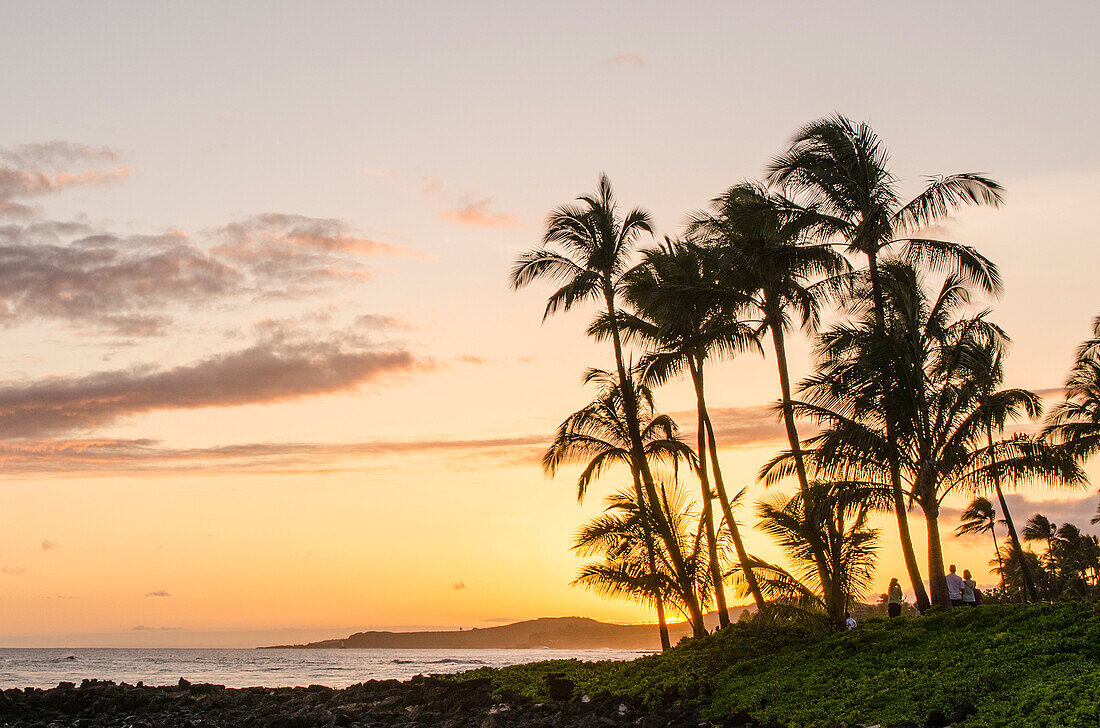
[0,672,980,728]
[0,675,719,728]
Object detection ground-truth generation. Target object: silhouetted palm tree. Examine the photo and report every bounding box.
[600,238,765,617]
[512,174,707,636]
[1044,315,1100,463]
[732,481,881,628]
[543,368,696,648]
[772,263,1084,608]
[955,496,1004,589]
[687,182,848,604]
[573,482,712,634]
[768,115,1004,612]
[1023,514,1058,557]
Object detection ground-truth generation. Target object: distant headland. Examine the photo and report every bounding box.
[261,611,751,650]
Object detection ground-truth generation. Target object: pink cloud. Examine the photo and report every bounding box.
[440,198,518,228]
[602,53,643,68]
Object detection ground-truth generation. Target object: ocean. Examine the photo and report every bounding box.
[0,648,644,689]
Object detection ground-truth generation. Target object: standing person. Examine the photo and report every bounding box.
[887,578,904,618]
[945,565,964,607]
[845,612,857,630]
[962,570,977,607]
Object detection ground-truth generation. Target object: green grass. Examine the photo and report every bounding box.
[454,602,1100,727]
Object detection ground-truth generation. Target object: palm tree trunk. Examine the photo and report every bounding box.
[992,521,1005,592]
[865,255,932,612]
[654,589,671,651]
[694,368,765,612]
[764,294,837,603]
[986,427,1037,602]
[604,287,707,637]
[690,361,731,627]
[632,471,671,650]
[923,499,952,608]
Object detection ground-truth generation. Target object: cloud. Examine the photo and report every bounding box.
[0,142,427,335]
[452,582,467,590]
[941,492,1099,535]
[602,53,644,68]
[0,227,240,335]
[0,335,421,437]
[144,590,172,597]
[40,540,59,550]
[440,198,518,228]
[670,405,795,449]
[0,141,122,170]
[0,431,548,477]
[131,625,182,631]
[0,141,131,218]
[1,566,25,575]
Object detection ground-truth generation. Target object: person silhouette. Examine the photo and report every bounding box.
[945,564,964,607]
[887,578,903,617]
[962,569,977,607]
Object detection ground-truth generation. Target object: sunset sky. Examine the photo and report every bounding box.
[1,2,1098,647]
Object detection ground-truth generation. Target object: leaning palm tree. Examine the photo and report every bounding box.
[512,174,707,636]
[544,368,697,648]
[687,182,848,605]
[955,496,1004,590]
[599,238,765,616]
[768,115,1004,612]
[1044,315,1100,463]
[731,481,881,628]
[771,263,1085,608]
[573,482,712,635]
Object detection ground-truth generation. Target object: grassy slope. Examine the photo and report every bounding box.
[455,603,1100,727]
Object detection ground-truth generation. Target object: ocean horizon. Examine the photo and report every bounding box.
[0,647,644,690]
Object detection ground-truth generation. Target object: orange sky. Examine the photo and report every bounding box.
[0,2,1098,646]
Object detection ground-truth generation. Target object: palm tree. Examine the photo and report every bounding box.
[543,368,697,648]
[686,182,848,604]
[600,238,765,617]
[768,115,1004,612]
[573,482,712,634]
[1023,514,1058,558]
[955,496,1004,589]
[1044,315,1100,462]
[512,174,707,636]
[771,263,1084,608]
[732,481,881,628]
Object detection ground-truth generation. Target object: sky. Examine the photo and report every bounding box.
[0,1,1098,647]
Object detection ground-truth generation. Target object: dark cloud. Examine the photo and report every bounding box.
[40,540,59,550]
[0,337,421,437]
[130,625,182,631]
[1,566,26,575]
[0,229,240,335]
[452,582,467,591]
[144,590,172,597]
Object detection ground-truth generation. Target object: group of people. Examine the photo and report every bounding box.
[884,564,981,617]
[844,565,982,631]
